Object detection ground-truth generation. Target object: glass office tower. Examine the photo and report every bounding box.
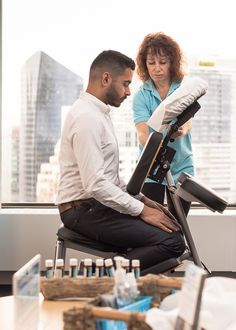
[189,61,236,202]
[19,51,83,202]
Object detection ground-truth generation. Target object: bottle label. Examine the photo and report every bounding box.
[106,266,114,277]
[132,268,140,279]
[46,268,53,279]
[95,267,104,277]
[83,266,92,277]
[69,266,78,278]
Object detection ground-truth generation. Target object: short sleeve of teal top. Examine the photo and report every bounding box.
[132,79,194,184]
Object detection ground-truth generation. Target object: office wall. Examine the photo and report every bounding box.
[0,209,235,280]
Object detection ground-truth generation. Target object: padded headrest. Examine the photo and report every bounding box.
[147,77,208,132]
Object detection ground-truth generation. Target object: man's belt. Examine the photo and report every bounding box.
[58,199,92,214]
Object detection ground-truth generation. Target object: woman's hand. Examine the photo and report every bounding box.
[171,119,192,139]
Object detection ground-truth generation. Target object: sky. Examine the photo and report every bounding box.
[2,0,236,129]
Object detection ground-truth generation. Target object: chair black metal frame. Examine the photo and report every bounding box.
[54,100,228,275]
[127,101,228,275]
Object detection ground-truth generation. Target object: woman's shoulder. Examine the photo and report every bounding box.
[134,79,153,97]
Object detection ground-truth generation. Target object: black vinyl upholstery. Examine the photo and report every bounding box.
[176,172,228,213]
[127,131,163,195]
[57,226,126,253]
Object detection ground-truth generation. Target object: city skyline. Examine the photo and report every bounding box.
[2,51,236,203]
[2,0,236,130]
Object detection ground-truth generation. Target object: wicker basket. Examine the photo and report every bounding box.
[40,274,182,304]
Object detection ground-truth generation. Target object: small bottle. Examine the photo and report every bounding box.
[54,259,64,278]
[131,259,140,279]
[95,258,104,278]
[104,258,115,277]
[113,256,124,270]
[121,259,130,273]
[69,258,78,278]
[45,259,54,279]
[83,258,93,277]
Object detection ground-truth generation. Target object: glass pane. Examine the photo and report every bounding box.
[2,0,236,204]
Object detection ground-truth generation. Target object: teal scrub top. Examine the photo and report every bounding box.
[132,79,194,184]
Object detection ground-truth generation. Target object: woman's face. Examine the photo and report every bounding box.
[146,50,171,83]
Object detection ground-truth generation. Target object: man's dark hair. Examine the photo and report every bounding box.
[89,50,135,80]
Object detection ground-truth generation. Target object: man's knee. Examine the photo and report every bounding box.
[164,231,186,257]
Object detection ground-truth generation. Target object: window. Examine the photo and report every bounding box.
[1,0,236,204]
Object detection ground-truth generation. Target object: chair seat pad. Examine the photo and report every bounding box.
[57,226,124,253]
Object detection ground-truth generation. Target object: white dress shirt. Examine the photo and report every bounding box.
[56,91,144,216]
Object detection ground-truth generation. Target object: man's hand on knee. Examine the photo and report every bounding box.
[141,195,181,228]
[140,205,181,233]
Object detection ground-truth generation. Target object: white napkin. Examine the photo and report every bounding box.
[147,77,208,132]
[145,276,236,330]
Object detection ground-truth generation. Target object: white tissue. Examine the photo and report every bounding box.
[145,276,236,330]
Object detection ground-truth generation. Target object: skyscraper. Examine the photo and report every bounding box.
[189,60,236,202]
[20,51,83,202]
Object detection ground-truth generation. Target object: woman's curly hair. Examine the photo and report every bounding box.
[136,32,185,82]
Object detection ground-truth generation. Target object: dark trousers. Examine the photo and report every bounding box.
[142,182,191,219]
[60,198,185,271]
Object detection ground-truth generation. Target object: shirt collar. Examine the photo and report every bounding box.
[143,79,181,99]
[80,91,111,114]
[168,81,180,94]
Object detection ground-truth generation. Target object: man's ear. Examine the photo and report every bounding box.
[101,72,112,87]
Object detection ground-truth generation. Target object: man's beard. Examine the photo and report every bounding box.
[106,85,125,107]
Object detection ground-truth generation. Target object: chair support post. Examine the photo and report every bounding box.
[166,170,203,268]
[54,239,66,273]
